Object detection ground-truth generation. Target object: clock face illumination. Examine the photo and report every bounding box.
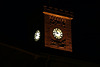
[53,28,63,39]
[34,30,40,41]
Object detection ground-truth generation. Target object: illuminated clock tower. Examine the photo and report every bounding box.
[43,6,73,52]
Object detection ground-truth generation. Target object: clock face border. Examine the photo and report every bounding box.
[50,25,65,41]
[53,28,63,39]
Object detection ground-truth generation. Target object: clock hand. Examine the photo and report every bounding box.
[57,31,59,34]
[56,31,58,34]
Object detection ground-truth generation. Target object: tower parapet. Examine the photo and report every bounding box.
[43,6,74,18]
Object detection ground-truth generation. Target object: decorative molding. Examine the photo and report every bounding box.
[43,6,74,18]
[43,12,73,20]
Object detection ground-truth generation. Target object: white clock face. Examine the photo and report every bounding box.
[53,28,63,39]
[34,30,40,41]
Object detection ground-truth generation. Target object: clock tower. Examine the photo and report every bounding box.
[43,6,73,52]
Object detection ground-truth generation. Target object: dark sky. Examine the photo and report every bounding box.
[0,0,100,63]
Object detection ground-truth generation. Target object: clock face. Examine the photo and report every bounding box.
[34,30,40,41]
[53,28,63,39]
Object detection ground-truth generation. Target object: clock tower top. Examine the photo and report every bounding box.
[43,6,73,52]
[43,6,74,19]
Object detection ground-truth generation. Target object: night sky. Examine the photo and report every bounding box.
[0,0,100,63]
